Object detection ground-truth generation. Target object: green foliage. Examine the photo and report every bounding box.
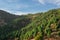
[20,8,60,40]
[0,8,60,40]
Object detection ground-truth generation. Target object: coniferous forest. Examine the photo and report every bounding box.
[0,8,60,40]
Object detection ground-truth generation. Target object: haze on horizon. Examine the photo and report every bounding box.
[0,0,60,15]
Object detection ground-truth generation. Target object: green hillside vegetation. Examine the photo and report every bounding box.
[0,10,31,40]
[20,9,60,40]
[0,8,60,40]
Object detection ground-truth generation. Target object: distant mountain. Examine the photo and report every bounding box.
[0,10,32,40]
[0,10,19,23]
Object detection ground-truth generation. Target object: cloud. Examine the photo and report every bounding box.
[38,0,45,4]
[0,8,28,15]
[37,0,60,6]
[14,11,28,15]
[46,0,60,6]
[0,0,30,13]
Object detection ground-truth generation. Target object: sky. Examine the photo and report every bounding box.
[0,0,60,15]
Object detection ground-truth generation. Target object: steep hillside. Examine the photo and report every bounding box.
[0,10,19,23]
[0,8,60,40]
[20,9,60,40]
[0,10,31,40]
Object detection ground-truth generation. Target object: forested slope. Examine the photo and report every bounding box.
[20,9,60,40]
[0,8,60,40]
